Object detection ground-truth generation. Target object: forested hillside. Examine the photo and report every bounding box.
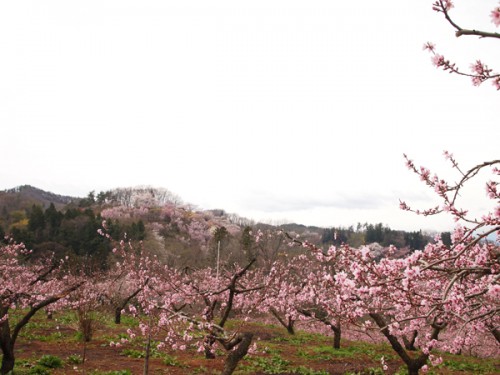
[0,185,450,270]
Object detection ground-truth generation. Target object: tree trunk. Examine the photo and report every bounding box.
[204,336,216,359]
[332,327,341,349]
[0,316,15,375]
[403,330,418,351]
[143,320,152,375]
[221,333,253,375]
[0,345,15,375]
[369,313,421,375]
[407,364,420,375]
[369,313,442,375]
[490,328,500,344]
[115,307,122,324]
[270,308,295,335]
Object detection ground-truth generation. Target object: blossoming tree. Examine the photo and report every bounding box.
[424,0,500,89]
[0,240,82,374]
[401,153,500,348]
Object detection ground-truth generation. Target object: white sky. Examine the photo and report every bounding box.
[1,1,498,232]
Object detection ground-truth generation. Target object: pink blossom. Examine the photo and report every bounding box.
[423,42,435,52]
[486,181,498,199]
[419,167,431,181]
[380,356,388,371]
[431,54,445,67]
[429,354,443,366]
[493,77,500,90]
[491,7,500,26]
[471,76,484,86]
[470,60,487,75]
[443,0,454,11]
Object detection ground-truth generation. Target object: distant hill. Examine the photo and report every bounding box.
[0,185,440,263]
[1,185,79,210]
[0,185,81,235]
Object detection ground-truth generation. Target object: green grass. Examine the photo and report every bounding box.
[21,330,64,342]
[440,358,498,373]
[295,341,395,362]
[270,330,330,346]
[67,354,83,364]
[37,355,63,369]
[289,366,330,375]
[238,354,290,374]
[5,310,499,375]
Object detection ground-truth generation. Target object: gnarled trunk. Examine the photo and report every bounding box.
[369,313,444,375]
[221,332,253,375]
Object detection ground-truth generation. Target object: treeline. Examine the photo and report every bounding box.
[320,223,452,250]
[1,203,145,267]
[0,190,456,270]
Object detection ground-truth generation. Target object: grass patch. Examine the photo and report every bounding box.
[441,358,498,373]
[271,331,329,346]
[289,366,330,375]
[239,354,290,374]
[37,355,63,369]
[67,354,84,364]
[296,340,395,362]
[162,353,188,368]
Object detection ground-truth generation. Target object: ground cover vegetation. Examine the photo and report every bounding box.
[1,1,500,374]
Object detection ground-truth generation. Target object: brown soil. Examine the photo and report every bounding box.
[9,314,500,375]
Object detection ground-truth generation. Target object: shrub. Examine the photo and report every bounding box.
[37,355,63,369]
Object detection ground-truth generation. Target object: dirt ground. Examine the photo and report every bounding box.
[10,315,500,375]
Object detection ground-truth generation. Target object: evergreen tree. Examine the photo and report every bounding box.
[28,205,46,241]
[44,203,63,237]
[441,232,452,247]
[240,226,254,261]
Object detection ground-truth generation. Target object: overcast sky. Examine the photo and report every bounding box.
[1,1,498,232]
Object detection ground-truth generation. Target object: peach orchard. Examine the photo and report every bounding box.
[1,2,499,375]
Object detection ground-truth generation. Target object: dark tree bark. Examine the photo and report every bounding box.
[270,307,295,335]
[220,332,253,375]
[201,259,257,359]
[370,313,445,375]
[0,316,15,375]
[298,308,341,349]
[0,282,82,375]
[403,330,418,351]
[490,327,500,344]
[114,279,149,324]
